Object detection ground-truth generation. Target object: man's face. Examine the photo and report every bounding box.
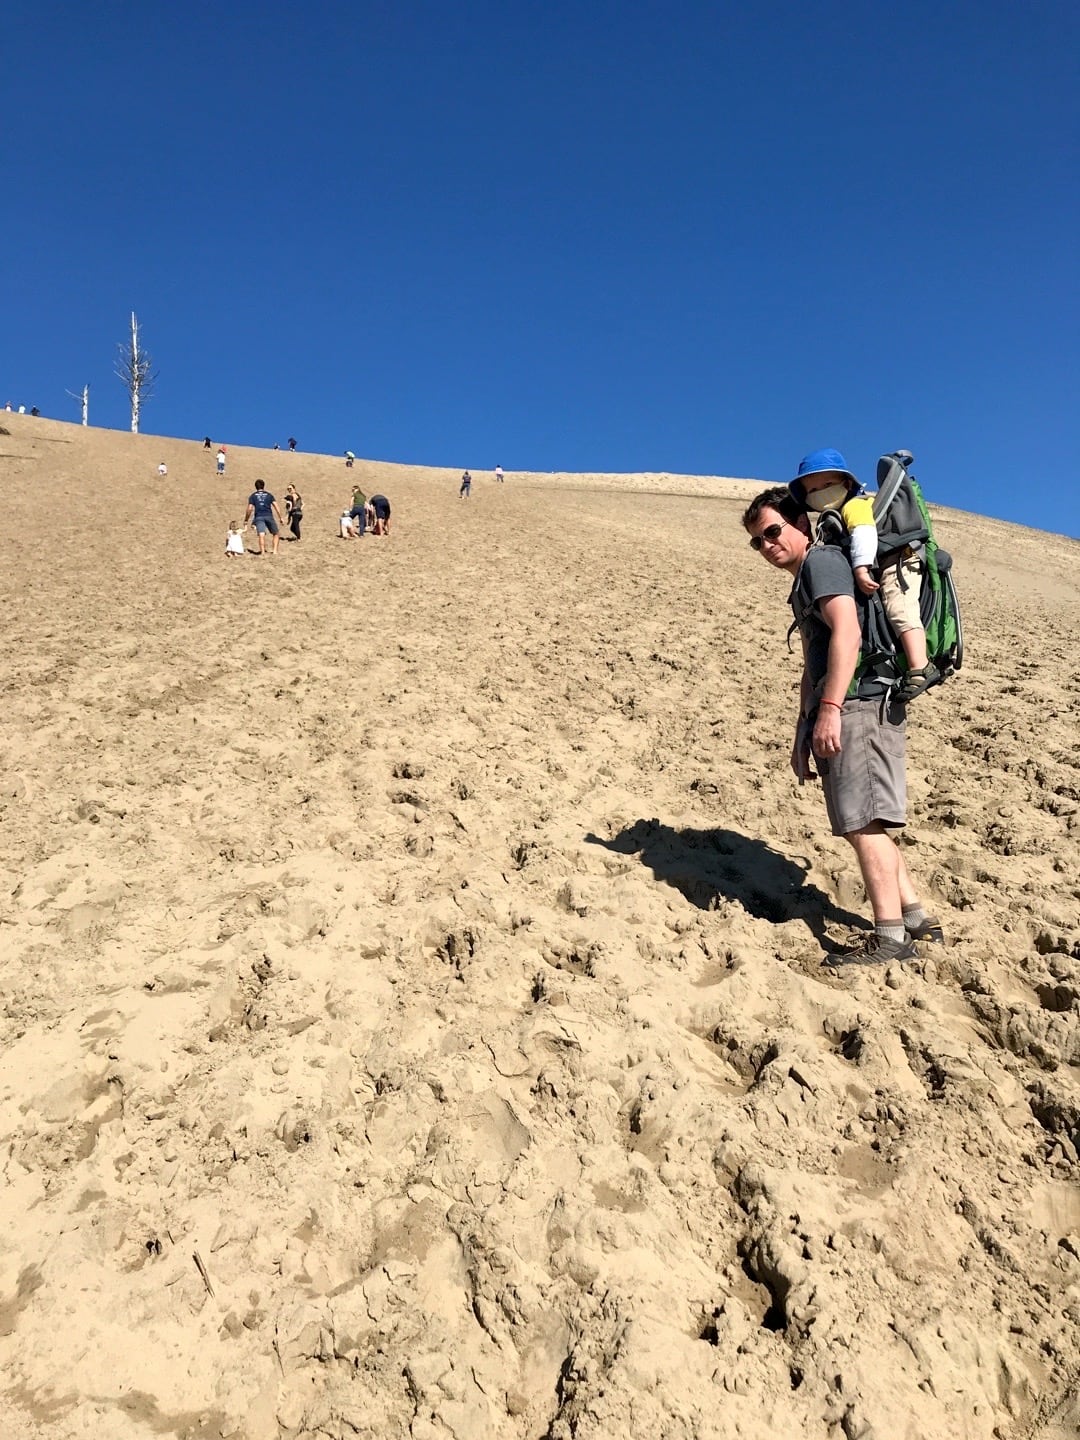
[747,506,809,572]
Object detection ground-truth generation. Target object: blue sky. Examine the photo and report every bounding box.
[4,1,1077,534]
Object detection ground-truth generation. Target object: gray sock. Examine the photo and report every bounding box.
[902,903,929,929]
[876,919,906,944]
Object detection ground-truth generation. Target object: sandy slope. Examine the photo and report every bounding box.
[0,413,1078,1440]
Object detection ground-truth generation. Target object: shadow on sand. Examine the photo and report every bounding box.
[586,817,867,944]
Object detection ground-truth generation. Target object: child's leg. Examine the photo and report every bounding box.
[880,556,928,666]
[900,628,929,671]
[881,555,937,694]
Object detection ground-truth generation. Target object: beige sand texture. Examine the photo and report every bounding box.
[1,412,1078,1440]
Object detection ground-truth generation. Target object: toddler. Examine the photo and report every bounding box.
[225,520,245,557]
[790,449,938,700]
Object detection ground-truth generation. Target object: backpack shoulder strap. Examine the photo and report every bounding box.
[815,509,848,548]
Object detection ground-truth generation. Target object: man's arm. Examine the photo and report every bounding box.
[812,592,861,757]
[244,503,254,525]
[272,502,284,523]
[818,593,860,700]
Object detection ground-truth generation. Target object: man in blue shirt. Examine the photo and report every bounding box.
[244,479,284,555]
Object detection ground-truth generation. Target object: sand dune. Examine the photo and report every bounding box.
[1,412,1078,1440]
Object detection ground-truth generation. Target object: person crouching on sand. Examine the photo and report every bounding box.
[225,520,245,557]
[370,493,391,534]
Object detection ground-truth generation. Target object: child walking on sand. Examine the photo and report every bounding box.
[790,449,938,701]
[225,520,245,557]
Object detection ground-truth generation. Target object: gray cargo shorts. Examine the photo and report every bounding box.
[816,695,907,836]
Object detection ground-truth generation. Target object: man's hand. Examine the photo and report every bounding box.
[853,566,879,595]
[812,705,843,759]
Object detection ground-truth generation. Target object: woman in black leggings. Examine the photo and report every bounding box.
[284,485,303,541]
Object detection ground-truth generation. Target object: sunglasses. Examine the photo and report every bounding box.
[748,521,788,551]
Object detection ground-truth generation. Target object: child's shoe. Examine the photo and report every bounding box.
[897,662,940,702]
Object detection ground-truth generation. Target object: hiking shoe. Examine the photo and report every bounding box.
[905,915,944,944]
[897,662,940,702]
[823,933,919,967]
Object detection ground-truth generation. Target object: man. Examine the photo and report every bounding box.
[742,475,942,965]
[244,478,284,555]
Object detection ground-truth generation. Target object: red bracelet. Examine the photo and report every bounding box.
[819,698,843,709]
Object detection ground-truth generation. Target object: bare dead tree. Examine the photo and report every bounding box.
[115,312,157,433]
[66,384,90,426]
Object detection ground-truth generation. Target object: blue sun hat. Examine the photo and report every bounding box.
[789,448,859,505]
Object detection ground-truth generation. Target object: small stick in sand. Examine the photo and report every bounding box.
[192,1251,214,1297]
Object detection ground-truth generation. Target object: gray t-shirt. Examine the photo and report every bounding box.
[789,544,874,695]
